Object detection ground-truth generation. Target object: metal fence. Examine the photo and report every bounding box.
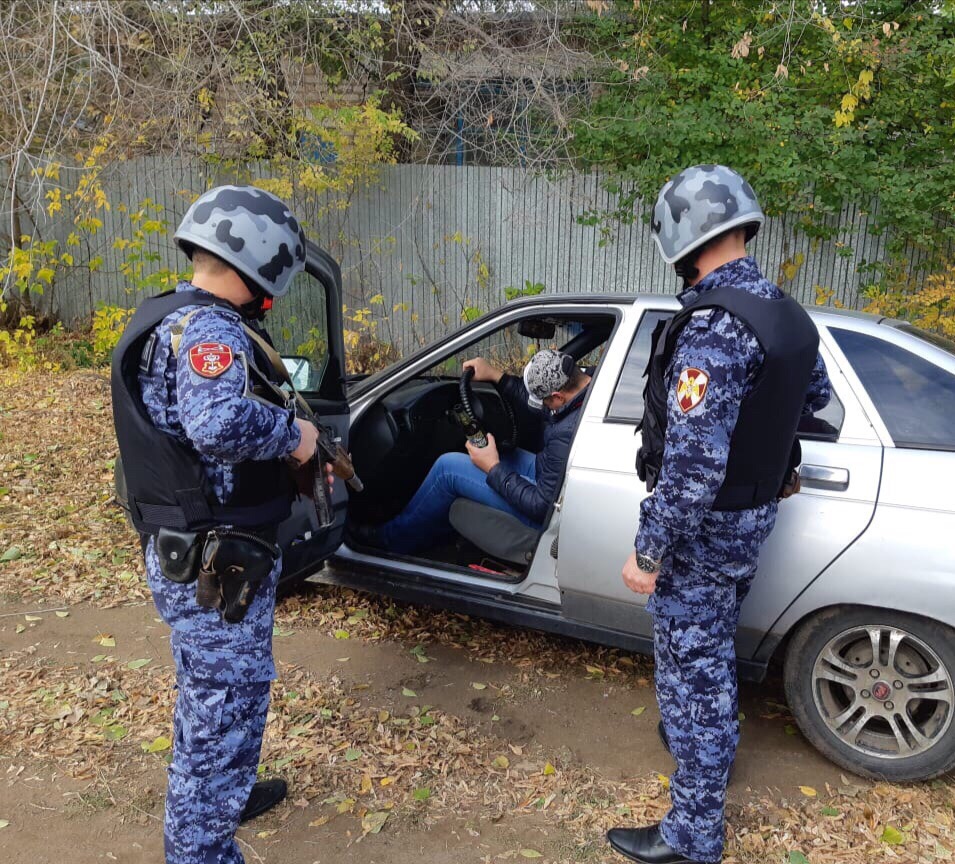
[8,157,945,356]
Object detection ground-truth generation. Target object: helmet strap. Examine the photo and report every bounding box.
[673,254,700,291]
[239,282,272,321]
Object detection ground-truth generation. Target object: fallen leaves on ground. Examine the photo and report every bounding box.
[0,370,142,607]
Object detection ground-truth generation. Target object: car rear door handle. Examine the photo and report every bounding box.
[800,464,850,491]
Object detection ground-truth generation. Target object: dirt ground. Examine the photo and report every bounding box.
[2,370,954,864]
[0,587,944,864]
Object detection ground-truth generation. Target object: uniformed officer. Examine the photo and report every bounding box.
[607,165,832,864]
[111,186,327,863]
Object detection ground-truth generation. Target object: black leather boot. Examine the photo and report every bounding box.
[240,779,288,823]
[607,824,704,864]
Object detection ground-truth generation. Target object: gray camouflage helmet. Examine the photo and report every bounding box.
[174,185,307,297]
[650,165,764,264]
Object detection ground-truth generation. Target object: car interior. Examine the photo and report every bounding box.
[344,312,617,580]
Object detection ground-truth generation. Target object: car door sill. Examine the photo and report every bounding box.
[337,543,527,584]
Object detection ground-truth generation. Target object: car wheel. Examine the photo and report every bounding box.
[784,606,955,781]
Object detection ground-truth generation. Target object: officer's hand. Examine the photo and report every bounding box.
[467,432,500,473]
[463,357,503,384]
[290,418,319,465]
[622,550,658,595]
[326,462,335,490]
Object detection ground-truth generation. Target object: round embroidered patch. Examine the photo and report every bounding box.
[677,367,709,413]
[188,342,234,378]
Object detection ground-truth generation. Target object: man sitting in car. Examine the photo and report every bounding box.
[354,350,591,555]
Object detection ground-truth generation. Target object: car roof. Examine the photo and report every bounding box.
[507,292,894,327]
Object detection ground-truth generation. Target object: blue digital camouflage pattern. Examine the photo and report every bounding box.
[635,256,831,863]
[139,281,299,863]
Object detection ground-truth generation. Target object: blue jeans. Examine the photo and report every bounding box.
[378,448,539,554]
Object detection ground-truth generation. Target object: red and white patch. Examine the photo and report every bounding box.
[677,367,709,413]
[188,342,234,378]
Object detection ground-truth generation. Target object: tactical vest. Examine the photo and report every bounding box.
[111,289,294,536]
[636,286,819,512]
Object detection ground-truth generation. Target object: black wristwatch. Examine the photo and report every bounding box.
[636,552,661,574]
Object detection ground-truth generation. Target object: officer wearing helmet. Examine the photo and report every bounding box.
[607,166,832,864]
[111,185,328,863]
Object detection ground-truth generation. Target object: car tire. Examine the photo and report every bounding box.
[784,606,955,782]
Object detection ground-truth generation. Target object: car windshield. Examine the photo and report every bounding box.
[894,324,955,357]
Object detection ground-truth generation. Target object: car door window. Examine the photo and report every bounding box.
[266,270,330,392]
[607,310,671,422]
[832,327,955,451]
[797,389,844,442]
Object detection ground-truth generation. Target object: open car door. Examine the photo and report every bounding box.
[269,241,350,585]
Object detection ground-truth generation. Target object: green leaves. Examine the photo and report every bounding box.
[104,724,128,741]
[881,825,905,845]
[410,645,430,663]
[787,853,810,864]
[572,2,955,270]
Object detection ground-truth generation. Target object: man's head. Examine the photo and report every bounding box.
[174,185,307,313]
[650,164,764,287]
[523,349,589,411]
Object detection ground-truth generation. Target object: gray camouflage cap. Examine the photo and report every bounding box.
[650,165,764,264]
[175,185,307,297]
[523,349,575,409]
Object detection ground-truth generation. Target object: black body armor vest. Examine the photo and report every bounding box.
[111,289,294,536]
[636,286,819,512]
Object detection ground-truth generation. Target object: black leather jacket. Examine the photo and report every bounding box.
[485,373,587,525]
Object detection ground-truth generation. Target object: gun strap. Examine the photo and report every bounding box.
[170,307,313,420]
[237,322,314,420]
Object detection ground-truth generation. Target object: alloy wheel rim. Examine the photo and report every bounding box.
[812,624,953,760]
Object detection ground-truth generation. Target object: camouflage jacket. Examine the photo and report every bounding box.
[138,281,301,504]
[635,257,831,573]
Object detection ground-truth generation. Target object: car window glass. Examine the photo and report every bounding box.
[832,328,955,450]
[440,317,603,378]
[797,389,844,442]
[267,269,329,392]
[607,310,671,421]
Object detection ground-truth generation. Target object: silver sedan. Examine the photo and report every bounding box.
[318,291,955,783]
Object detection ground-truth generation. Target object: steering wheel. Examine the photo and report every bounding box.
[459,368,518,451]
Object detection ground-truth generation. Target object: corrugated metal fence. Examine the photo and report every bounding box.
[9,156,941,356]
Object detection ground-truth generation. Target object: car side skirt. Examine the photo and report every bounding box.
[316,559,769,683]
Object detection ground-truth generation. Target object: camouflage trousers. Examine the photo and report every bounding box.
[145,539,280,864]
[653,571,755,864]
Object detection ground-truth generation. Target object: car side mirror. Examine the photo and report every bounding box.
[281,355,312,391]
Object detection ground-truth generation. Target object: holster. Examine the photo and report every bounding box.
[195,529,280,624]
[155,527,204,584]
